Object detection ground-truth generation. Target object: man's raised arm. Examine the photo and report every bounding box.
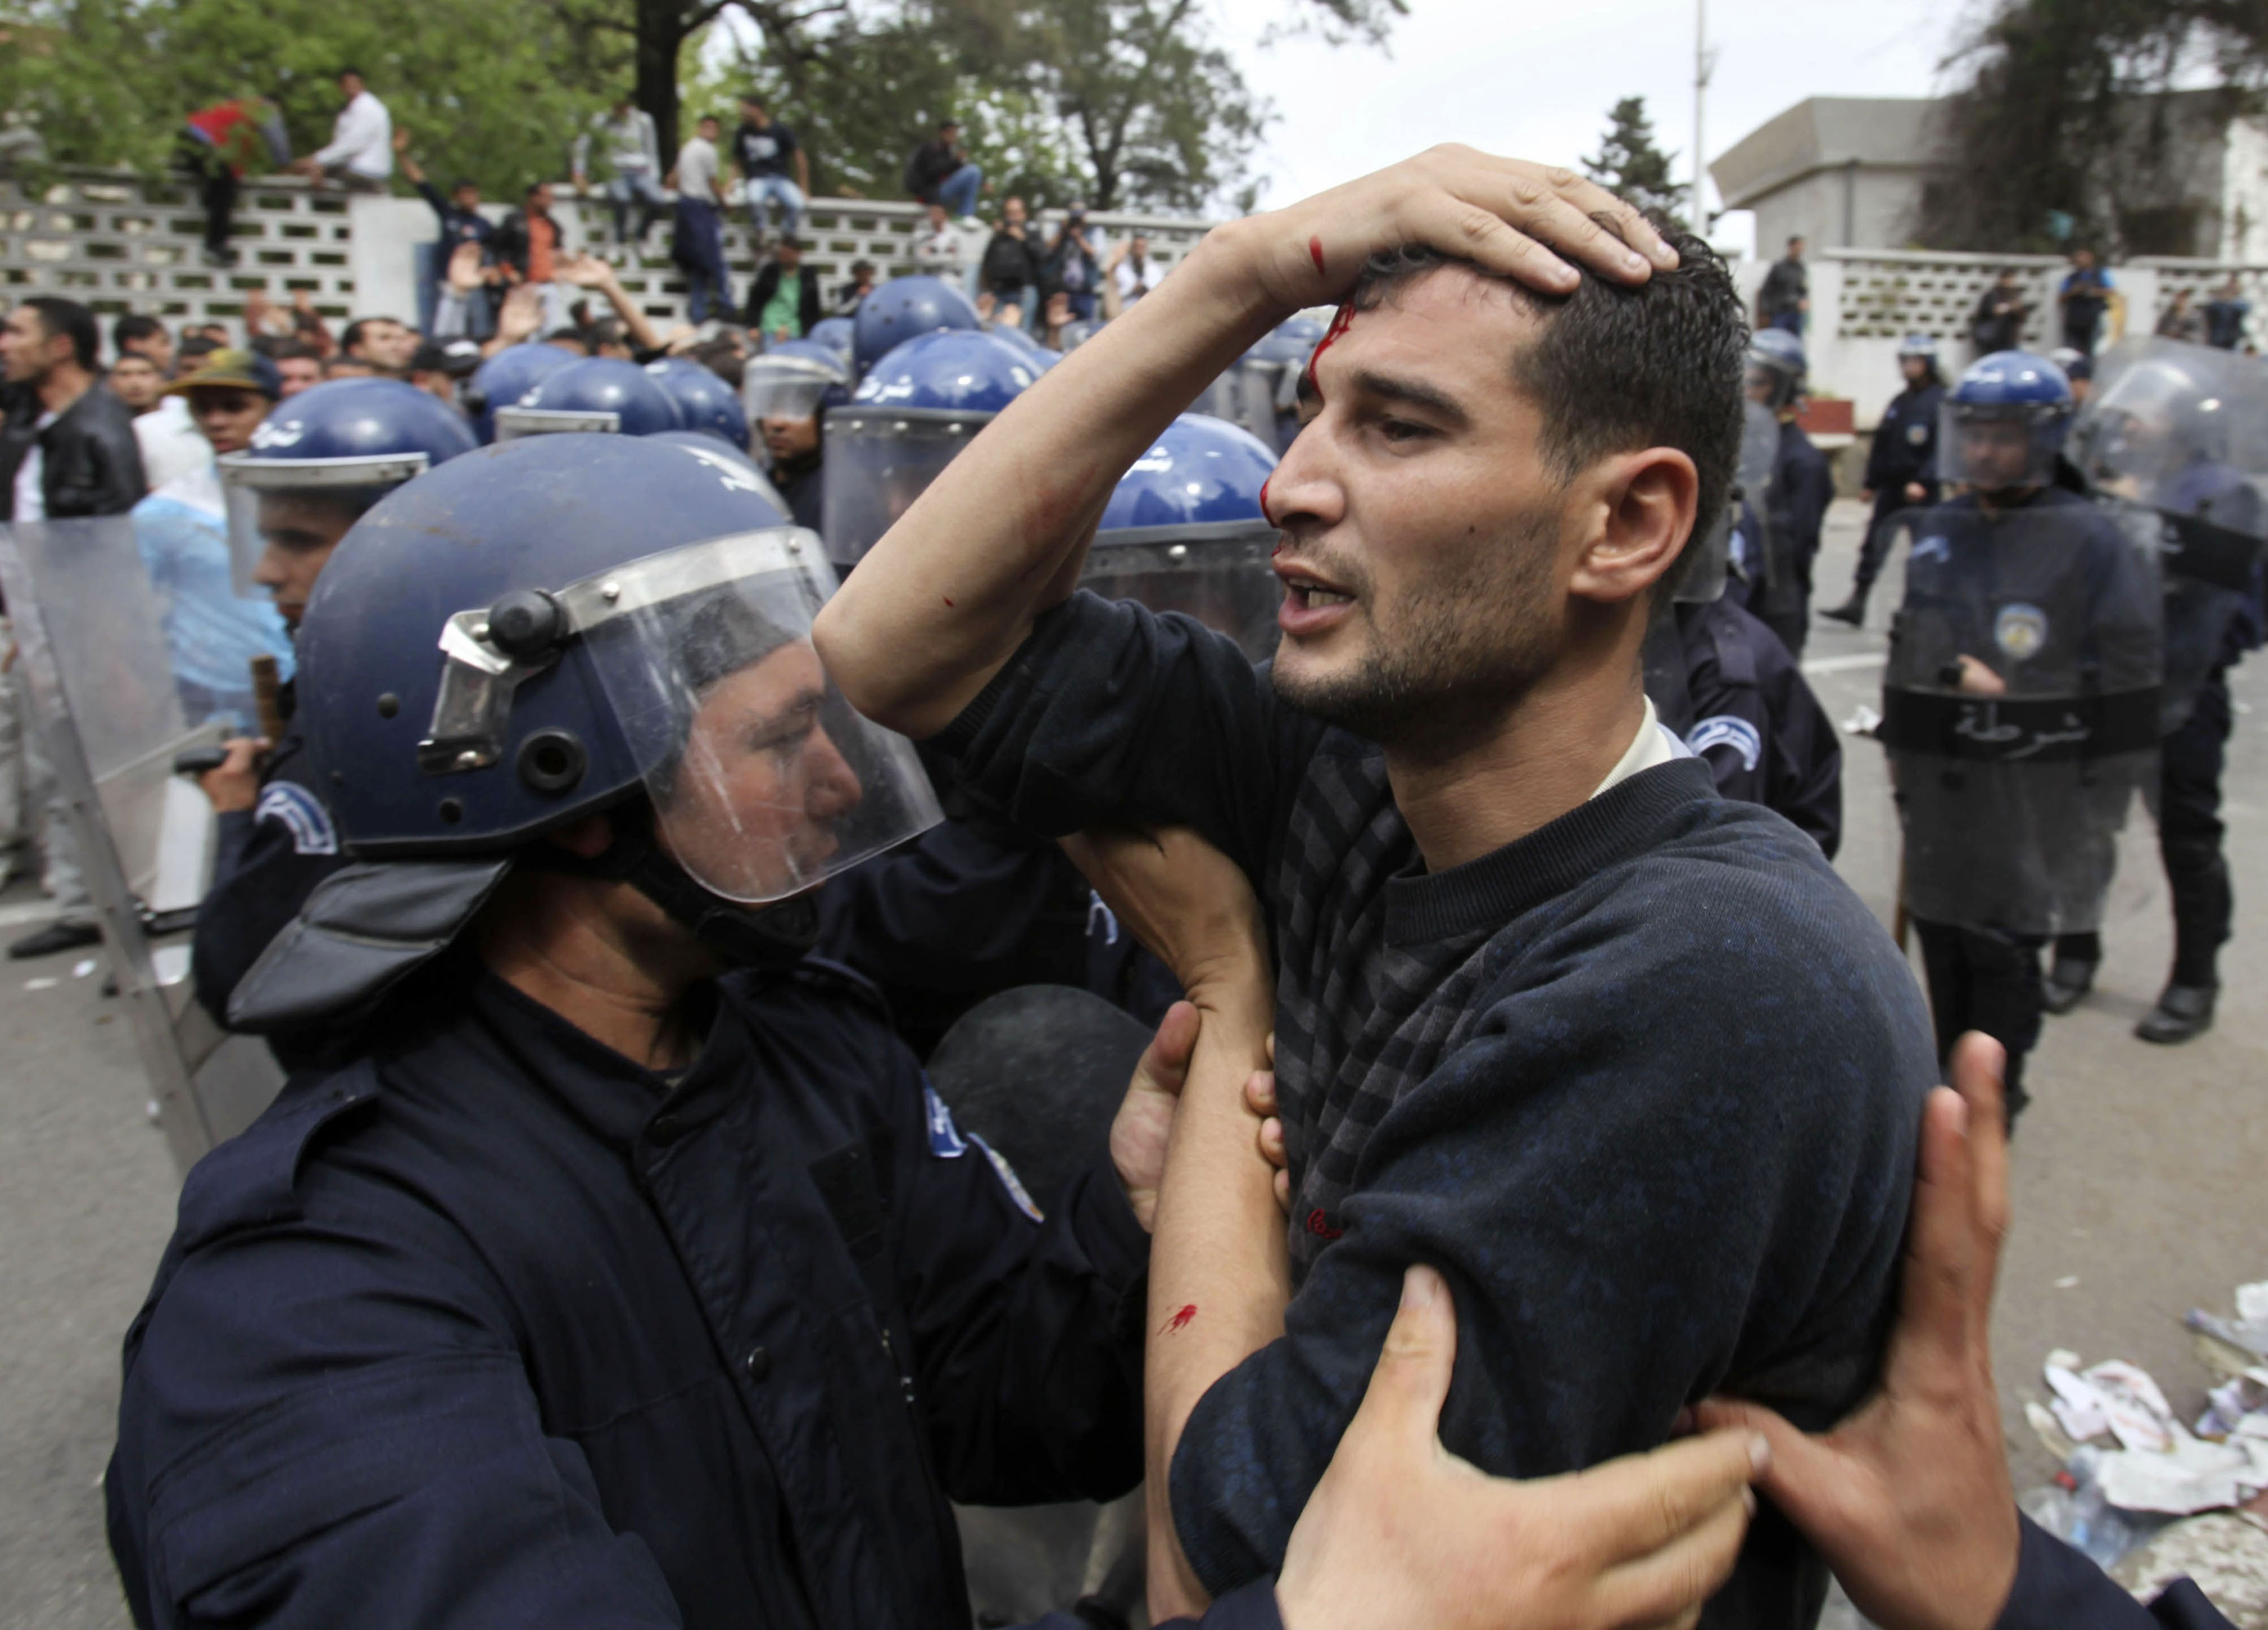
[812,147,1679,739]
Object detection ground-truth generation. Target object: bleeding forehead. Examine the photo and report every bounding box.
[1310,268,1536,407]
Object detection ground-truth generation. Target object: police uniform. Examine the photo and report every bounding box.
[1843,375,1945,611]
[1671,598,1842,857]
[109,954,1151,1630]
[778,457,825,533]
[1754,417,1834,660]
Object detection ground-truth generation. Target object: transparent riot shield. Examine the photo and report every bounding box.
[821,406,985,568]
[1080,526,1282,662]
[1879,500,2163,937]
[0,519,287,1174]
[2074,336,2268,730]
[1733,399,1787,607]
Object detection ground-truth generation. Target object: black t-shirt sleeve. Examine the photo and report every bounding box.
[936,590,1325,888]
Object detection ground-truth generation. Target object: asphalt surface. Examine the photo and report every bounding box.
[1,499,2261,1627]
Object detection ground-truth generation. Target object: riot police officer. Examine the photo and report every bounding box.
[1879,352,2162,1118]
[1648,410,1842,856]
[2044,339,2267,1041]
[1823,334,1945,627]
[494,353,685,438]
[459,340,577,444]
[745,337,852,531]
[644,353,751,453]
[1742,328,1834,658]
[851,273,981,378]
[193,377,478,1060]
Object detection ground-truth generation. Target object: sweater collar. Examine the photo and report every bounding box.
[1380,756,1716,948]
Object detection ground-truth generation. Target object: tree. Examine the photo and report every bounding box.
[1581,96,1685,226]
[1918,0,2268,253]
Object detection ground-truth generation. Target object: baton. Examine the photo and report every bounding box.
[250,654,287,745]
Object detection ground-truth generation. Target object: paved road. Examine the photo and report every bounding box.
[3,500,2262,1625]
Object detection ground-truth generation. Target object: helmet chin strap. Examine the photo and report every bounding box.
[531,802,820,972]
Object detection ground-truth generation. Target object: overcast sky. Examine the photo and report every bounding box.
[1210,0,1977,255]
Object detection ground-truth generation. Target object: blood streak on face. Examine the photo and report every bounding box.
[1308,236,1326,277]
[1259,472,1275,529]
[1301,301,1357,401]
[1162,1303,1199,1334]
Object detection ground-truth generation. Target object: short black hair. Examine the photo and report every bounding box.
[113,312,168,356]
[1350,220,1745,594]
[340,316,401,356]
[23,297,98,371]
[688,336,745,388]
[740,93,765,110]
[451,176,479,194]
[178,333,222,365]
[544,327,594,354]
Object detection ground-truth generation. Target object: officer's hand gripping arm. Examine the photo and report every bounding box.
[813,146,1678,741]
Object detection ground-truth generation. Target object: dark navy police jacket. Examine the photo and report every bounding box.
[108,955,1151,1629]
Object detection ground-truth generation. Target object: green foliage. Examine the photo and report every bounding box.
[1581,95,1685,227]
[1921,0,2268,253]
[0,0,629,196]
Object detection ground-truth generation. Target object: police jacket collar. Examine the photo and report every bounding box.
[467,965,732,1154]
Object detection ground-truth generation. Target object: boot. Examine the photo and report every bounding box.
[2135,982,2217,1045]
[2041,955,2098,1014]
[1820,588,1868,627]
[9,919,100,959]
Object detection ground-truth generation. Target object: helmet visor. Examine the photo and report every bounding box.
[1938,402,2066,491]
[1080,525,1282,662]
[573,529,942,903]
[494,406,621,441]
[745,356,844,426]
[218,452,429,596]
[820,407,984,567]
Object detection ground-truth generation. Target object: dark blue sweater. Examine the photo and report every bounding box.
[941,591,1938,1628]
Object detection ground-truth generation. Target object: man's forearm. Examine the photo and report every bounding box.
[1146,970,1287,1619]
[814,217,1293,738]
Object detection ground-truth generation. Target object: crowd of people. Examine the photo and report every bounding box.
[3,126,2263,1630]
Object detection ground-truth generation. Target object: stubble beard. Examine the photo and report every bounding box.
[1269,506,1563,759]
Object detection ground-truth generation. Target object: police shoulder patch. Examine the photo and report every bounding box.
[922,1082,969,1158]
[252,780,338,856]
[1906,421,1929,445]
[1995,602,2050,662]
[1686,714,1765,771]
[971,1134,1045,1224]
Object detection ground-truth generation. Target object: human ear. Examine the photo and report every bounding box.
[1569,448,1697,604]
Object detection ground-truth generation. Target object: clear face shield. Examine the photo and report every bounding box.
[1676,500,1732,605]
[744,355,844,428]
[1937,401,2068,493]
[1744,360,1798,413]
[820,406,986,568]
[217,453,428,596]
[1080,524,1284,662]
[445,528,942,903]
[493,406,620,441]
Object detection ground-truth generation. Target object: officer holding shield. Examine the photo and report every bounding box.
[743,337,851,531]
[1880,351,2162,1118]
[2044,339,2267,1041]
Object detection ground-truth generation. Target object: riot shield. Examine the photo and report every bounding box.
[1730,401,1779,597]
[2074,336,2268,730]
[1080,526,1281,662]
[1879,498,2163,937]
[821,406,984,568]
[0,518,286,1174]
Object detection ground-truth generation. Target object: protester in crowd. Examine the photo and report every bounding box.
[111,347,209,491]
[1970,269,2030,355]
[553,253,671,358]
[112,313,176,377]
[135,347,291,731]
[2155,286,2206,345]
[396,134,498,339]
[178,96,290,267]
[322,355,378,380]
[745,235,820,342]
[339,317,417,376]
[573,95,667,262]
[730,95,807,242]
[905,116,983,220]
[0,296,147,957]
[406,338,480,406]
[980,195,1045,331]
[914,202,968,284]
[1757,233,1806,334]
[492,182,566,334]
[2203,275,2250,351]
[833,259,877,316]
[2059,247,2115,355]
[268,340,323,398]
[292,69,391,192]
[1106,233,1157,313]
[1045,202,1103,321]
[669,113,733,327]
[687,329,748,390]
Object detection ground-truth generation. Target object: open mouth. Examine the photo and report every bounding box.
[1276,562,1354,611]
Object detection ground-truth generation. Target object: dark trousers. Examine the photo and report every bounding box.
[1914,918,2044,1121]
[2057,668,2236,988]
[1851,488,1926,596]
[672,198,731,325]
[177,139,235,254]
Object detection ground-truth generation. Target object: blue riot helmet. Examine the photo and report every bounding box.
[850,274,980,378]
[217,377,478,600]
[744,340,851,439]
[1082,413,1282,660]
[461,342,576,444]
[822,329,1045,567]
[643,355,749,451]
[494,355,684,439]
[1896,333,1939,362]
[645,428,792,514]
[805,316,856,373]
[1745,328,1807,412]
[233,433,944,1027]
[984,319,1060,372]
[1939,349,2073,493]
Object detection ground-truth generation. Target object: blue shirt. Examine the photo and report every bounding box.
[131,465,293,728]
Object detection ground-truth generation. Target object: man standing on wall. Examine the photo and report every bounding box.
[1757,235,1807,335]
